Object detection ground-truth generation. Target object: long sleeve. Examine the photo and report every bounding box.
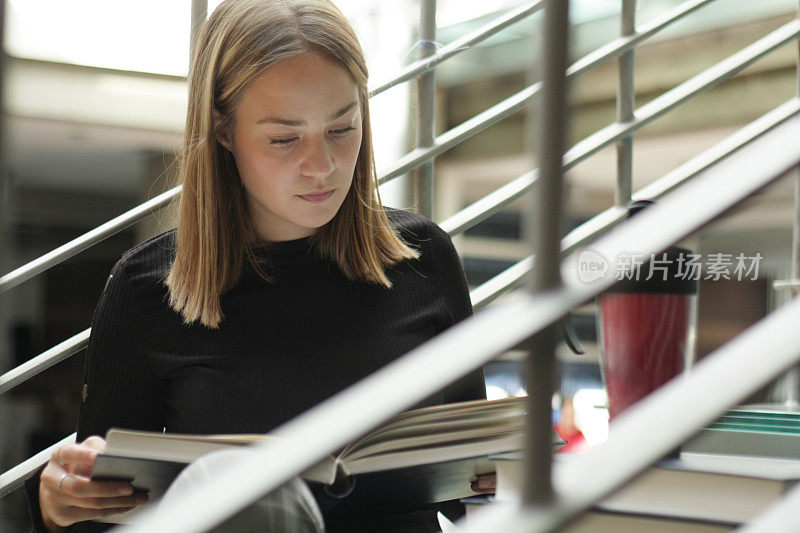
[25,257,166,533]
[25,464,48,533]
[76,258,165,440]
[25,214,484,532]
[425,221,486,404]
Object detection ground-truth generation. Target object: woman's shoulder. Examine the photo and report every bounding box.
[111,229,176,288]
[385,207,448,245]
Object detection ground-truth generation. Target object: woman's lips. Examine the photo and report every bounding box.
[297,190,335,203]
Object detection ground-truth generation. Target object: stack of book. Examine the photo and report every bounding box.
[683,405,800,458]
[465,450,800,532]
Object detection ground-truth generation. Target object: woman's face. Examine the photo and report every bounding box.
[221,50,363,242]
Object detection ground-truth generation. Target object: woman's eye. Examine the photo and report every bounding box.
[330,126,356,138]
[270,137,298,146]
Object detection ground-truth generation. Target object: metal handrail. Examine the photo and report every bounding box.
[3,0,798,517]
[469,97,800,309]
[368,0,543,97]
[3,95,797,399]
[0,0,726,396]
[566,19,800,174]
[440,171,535,236]
[0,434,75,499]
[482,9,800,262]
[456,108,800,533]
[441,87,799,241]
[462,293,800,533]
[0,0,543,295]
[563,97,800,254]
[0,0,720,294]
[369,0,715,99]
[109,112,800,533]
[7,97,795,522]
[0,186,180,293]
[0,329,90,395]
[378,0,726,185]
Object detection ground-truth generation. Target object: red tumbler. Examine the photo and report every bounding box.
[597,201,698,420]
[598,287,695,419]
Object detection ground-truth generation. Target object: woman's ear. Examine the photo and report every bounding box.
[213,108,233,152]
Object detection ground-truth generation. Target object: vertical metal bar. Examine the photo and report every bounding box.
[784,0,800,407]
[190,0,208,66]
[0,1,10,509]
[615,0,636,207]
[786,173,800,406]
[795,0,800,286]
[791,184,800,283]
[522,0,569,506]
[413,0,437,219]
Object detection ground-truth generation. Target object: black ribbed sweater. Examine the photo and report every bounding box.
[27,209,485,532]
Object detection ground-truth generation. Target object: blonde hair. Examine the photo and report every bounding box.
[166,0,418,328]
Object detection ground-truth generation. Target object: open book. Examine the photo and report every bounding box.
[91,397,556,517]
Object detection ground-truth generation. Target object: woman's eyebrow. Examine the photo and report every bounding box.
[328,101,358,121]
[256,101,358,126]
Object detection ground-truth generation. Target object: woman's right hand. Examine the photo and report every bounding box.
[39,436,149,532]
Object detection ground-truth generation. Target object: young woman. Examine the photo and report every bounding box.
[28,1,485,531]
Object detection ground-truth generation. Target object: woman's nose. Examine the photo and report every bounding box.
[300,138,335,179]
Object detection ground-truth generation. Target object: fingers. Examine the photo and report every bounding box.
[56,444,100,471]
[74,437,106,476]
[40,472,148,527]
[53,478,147,509]
[81,436,108,453]
[55,471,137,499]
[40,437,145,528]
[60,485,148,510]
[53,446,65,467]
[470,473,497,494]
[44,499,146,527]
[52,437,106,477]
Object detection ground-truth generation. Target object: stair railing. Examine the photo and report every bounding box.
[109,114,800,532]
[1,4,798,532]
[1,0,782,396]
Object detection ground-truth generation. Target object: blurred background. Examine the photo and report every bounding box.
[1,0,798,529]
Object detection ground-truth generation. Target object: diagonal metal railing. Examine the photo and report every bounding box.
[368,0,544,97]
[4,114,790,497]
[0,187,180,293]
[109,111,800,533]
[3,79,800,503]
[441,93,800,241]
[0,434,75,499]
[0,0,722,295]
[0,330,90,396]
[4,93,797,400]
[0,0,543,295]
[2,0,789,399]
[461,287,800,532]
[469,96,800,309]
[378,0,733,185]
[3,4,800,533]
